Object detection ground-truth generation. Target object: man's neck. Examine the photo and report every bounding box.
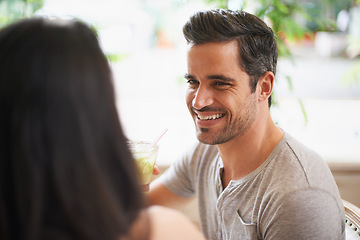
[217,115,284,188]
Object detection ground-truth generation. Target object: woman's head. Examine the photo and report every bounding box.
[0,18,144,239]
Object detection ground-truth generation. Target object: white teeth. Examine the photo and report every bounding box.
[197,114,224,120]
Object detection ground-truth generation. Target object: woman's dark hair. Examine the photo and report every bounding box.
[183,9,278,107]
[0,18,145,240]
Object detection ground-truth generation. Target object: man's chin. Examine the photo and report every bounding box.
[196,127,237,145]
[197,138,217,145]
[196,131,217,145]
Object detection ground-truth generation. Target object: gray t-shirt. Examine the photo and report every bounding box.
[160,133,345,239]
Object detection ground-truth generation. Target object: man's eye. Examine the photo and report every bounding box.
[215,81,230,86]
[186,80,198,85]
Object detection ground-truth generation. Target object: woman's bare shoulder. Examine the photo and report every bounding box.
[147,206,205,240]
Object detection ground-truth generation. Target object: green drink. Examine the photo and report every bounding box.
[128,140,159,185]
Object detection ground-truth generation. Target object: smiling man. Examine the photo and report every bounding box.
[148,9,345,240]
[185,41,259,146]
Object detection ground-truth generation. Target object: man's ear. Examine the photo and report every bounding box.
[257,71,274,102]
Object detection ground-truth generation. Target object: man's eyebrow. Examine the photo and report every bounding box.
[208,75,235,82]
[184,74,236,82]
[184,73,195,79]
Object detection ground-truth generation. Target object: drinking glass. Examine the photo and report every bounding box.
[128,140,159,186]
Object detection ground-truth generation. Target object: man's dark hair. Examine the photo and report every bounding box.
[183,9,278,107]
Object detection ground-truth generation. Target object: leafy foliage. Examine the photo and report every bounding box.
[256,0,331,58]
[0,0,44,28]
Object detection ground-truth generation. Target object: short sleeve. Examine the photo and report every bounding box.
[159,143,202,198]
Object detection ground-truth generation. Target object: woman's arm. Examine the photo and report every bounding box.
[148,206,205,240]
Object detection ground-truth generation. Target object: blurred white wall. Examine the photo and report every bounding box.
[38,0,360,167]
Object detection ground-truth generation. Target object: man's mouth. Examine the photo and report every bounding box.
[196,113,225,121]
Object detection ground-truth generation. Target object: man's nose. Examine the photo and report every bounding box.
[192,86,214,110]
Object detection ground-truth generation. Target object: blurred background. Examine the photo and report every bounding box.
[1,0,359,205]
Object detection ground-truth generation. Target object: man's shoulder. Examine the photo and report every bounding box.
[280,133,332,180]
[282,133,323,161]
[273,133,329,176]
[264,132,339,199]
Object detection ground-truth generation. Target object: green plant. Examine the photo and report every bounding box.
[254,0,321,124]
[341,36,360,86]
[0,0,44,28]
[256,0,311,58]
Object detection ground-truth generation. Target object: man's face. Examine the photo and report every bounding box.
[185,41,258,145]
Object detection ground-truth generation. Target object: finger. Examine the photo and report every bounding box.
[153,165,161,175]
